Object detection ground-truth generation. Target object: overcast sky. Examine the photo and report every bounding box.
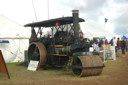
[0,0,128,35]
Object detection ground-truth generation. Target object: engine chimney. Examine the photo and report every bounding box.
[72,10,79,42]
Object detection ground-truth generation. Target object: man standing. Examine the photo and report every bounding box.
[116,38,120,57]
[120,37,126,57]
[125,39,128,52]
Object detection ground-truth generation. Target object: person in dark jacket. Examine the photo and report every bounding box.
[120,37,126,57]
[116,38,120,57]
[125,39,128,52]
[109,39,113,46]
[98,39,103,50]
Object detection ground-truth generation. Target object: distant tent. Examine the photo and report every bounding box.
[0,14,31,62]
[80,22,114,40]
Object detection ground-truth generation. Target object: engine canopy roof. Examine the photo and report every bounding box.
[24,17,85,28]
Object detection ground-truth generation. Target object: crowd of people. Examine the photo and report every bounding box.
[93,37,128,57]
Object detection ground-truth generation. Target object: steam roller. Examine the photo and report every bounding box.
[25,10,104,77]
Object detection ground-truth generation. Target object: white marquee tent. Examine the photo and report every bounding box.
[0,14,31,62]
[80,21,114,40]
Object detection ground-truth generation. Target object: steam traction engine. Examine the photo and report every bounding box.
[25,10,104,77]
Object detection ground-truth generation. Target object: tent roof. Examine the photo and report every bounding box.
[80,21,114,38]
[0,14,30,39]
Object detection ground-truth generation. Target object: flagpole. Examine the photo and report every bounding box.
[104,18,108,40]
[104,18,106,40]
[104,18,105,30]
[32,0,38,21]
[48,0,49,20]
[104,18,108,31]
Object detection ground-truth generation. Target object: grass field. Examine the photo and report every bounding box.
[0,52,128,85]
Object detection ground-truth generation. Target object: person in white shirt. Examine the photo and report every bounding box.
[93,43,100,51]
[113,37,116,60]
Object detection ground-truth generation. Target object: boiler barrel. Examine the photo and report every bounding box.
[55,46,70,54]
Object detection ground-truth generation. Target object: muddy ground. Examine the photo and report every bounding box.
[0,52,128,85]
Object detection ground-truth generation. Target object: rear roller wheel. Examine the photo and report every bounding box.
[28,42,47,68]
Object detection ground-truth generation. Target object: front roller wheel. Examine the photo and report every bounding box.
[72,55,104,77]
[28,42,47,68]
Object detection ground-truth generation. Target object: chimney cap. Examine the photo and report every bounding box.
[72,10,79,13]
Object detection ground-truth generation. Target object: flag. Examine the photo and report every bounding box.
[55,21,60,27]
[105,18,108,23]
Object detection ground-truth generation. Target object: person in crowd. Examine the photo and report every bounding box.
[105,39,108,45]
[109,39,114,46]
[99,39,104,48]
[125,39,128,52]
[113,37,117,47]
[120,37,126,57]
[113,37,117,53]
[116,38,120,57]
[93,43,100,51]
[93,39,99,51]
[93,39,98,44]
